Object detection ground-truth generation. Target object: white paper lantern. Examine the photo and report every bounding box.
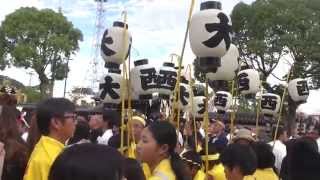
[214,91,232,113]
[237,69,260,95]
[206,44,239,81]
[130,59,157,100]
[177,78,190,112]
[158,62,177,100]
[192,96,206,119]
[288,78,309,102]
[189,1,232,71]
[101,21,132,67]
[98,68,122,105]
[260,93,281,117]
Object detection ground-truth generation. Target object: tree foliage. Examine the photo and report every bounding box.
[0,7,83,98]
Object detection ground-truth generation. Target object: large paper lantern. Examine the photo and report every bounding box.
[101,21,132,68]
[206,44,239,81]
[130,59,158,100]
[158,62,177,100]
[260,93,281,117]
[192,96,206,120]
[98,68,122,105]
[237,69,260,95]
[214,91,232,114]
[189,1,232,72]
[288,78,309,102]
[176,77,190,112]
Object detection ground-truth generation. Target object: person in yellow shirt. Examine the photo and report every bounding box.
[24,98,77,180]
[200,144,227,180]
[249,142,279,180]
[128,114,146,159]
[137,121,188,180]
[181,150,205,180]
[220,144,257,180]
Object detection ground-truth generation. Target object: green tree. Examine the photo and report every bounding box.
[231,0,320,133]
[0,7,83,98]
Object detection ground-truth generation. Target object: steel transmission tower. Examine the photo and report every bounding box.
[90,0,108,91]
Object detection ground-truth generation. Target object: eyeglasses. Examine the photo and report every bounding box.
[63,114,77,121]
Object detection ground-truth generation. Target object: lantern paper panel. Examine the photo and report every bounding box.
[260,93,281,117]
[189,1,232,59]
[237,69,260,95]
[192,96,206,119]
[157,62,177,100]
[206,44,239,81]
[101,21,132,67]
[130,59,158,100]
[98,68,123,105]
[214,91,232,113]
[177,80,190,112]
[288,78,309,102]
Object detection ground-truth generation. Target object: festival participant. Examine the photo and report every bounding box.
[200,144,226,180]
[220,144,257,180]
[49,143,124,180]
[268,126,287,173]
[181,150,205,180]
[233,128,255,145]
[0,105,28,180]
[288,137,320,180]
[97,109,120,145]
[137,121,188,180]
[24,98,76,180]
[209,119,228,153]
[128,114,147,158]
[88,105,104,143]
[250,142,278,180]
[123,158,146,180]
[67,118,90,145]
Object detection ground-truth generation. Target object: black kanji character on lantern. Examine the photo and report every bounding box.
[99,76,120,100]
[214,93,228,107]
[179,86,189,106]
[198,99,205,114]
[101,30,116,56]
[297,81,309,96]
[157,70,177,91]
[261,96,278,110]
[238,72,250,92]
[140,68,158,90]
[202,13,232,50]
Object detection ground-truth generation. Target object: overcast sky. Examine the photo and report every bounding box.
[0,0,319,114]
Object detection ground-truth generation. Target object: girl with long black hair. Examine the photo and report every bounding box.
[137,121,189,180]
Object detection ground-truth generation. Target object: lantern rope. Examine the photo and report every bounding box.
[229,80,238,141]
[272,66,293,149]
[173,0,195,130]
[204,78,209,177]
[255,82,263,140]
[186,64,198,151]
[120,10,128,155]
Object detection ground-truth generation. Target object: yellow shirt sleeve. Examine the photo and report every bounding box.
[23,158,50,180]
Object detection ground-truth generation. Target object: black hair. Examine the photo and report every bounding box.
[108,133,128,150]
[103,109,120,128]
[251,142,275,169]
[147,121,188,180]
[289,137,320,180]
[220,143,257,176]
[181,150,202,170]
[36,98,75,135]
[271,126,286,140]
[49,143,124,180]
[199,143,220,170]
[123,158,146,180]
[67,119,90,145]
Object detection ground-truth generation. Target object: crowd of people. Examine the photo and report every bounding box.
[0,96,320,180]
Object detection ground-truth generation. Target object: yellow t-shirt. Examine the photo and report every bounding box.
[24,136,64,180]
[208,163,227,180]
[194,170,206,180]
[248,168,279,180]
[128,142,137,159]
[149,159,176,180]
